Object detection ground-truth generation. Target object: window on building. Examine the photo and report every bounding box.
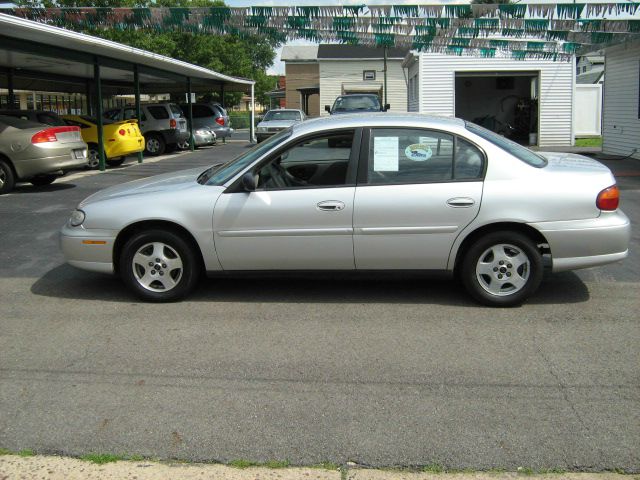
[363,70,376,81]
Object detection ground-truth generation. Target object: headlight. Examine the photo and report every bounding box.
[69,209,85,227]
[257,126,267,133]
[196,129,208,135]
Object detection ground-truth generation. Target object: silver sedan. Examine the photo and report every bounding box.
[61,114,630,306]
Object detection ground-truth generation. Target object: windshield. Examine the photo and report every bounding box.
[332,95,381,112]
[465,122,547,168]
[263,110,301,122]
[198,128,292,186]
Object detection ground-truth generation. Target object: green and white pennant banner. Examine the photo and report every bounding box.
[2,3,640,60]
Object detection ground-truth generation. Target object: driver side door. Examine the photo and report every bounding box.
[213,129,361,270]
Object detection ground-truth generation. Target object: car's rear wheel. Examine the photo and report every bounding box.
[30,174,57,187]
[120,229,201,302]
[87,144,100,169]
[145,134,165,156]
[0,159,16,195]
[106,157,126,167]
[461,231,543,307]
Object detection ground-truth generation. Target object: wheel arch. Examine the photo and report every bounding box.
[451,222,550,276]
[113,220,205,275]
[0,152,18,178]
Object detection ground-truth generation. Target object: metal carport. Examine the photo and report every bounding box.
[0,13,256,170]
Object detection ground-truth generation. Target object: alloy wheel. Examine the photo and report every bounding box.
[146,138,160,153]
[475,243,531,296]
[131,242,183,292]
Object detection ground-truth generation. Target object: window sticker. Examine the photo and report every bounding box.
[373,136,399,171]
[404,143,433,162]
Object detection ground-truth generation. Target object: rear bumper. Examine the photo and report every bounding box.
[529,210,631,272]
[15,150,88,179]
[159,129,189,144]
[105,137,144,158]
[60,224,116,274]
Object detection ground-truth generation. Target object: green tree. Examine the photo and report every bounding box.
[14,0,280,107]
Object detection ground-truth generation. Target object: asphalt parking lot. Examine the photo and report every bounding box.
[0,140,638,471]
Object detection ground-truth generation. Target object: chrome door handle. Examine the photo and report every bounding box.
[317,200,345,212]
[446,197,475,208]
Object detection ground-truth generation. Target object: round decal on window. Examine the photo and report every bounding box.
[404,144,432,161]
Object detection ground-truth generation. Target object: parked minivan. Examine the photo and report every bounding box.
[179,103,232,140]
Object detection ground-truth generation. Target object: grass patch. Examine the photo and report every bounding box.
[228,459,258,469]
[517,467,535,475]
[18,449,35,457]
[575,137,602,147]
[423,463,445,473]
[128,454,145,462]
[80,453,128,464]
[0,448,13,456]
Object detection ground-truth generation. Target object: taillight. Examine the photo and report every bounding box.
[31,125,79,144]
[170,118,177,129]
[215,117,225,126]
[596,185,619,211]
[118,129,126,136]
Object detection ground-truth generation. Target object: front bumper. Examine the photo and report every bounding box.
[159,129,190,145]
[193,131,216,146]
[60,224,117,274]
[529,210,631,272]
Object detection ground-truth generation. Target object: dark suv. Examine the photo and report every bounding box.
[325,94,390,115]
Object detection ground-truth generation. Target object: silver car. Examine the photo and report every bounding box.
[0,115,87,194]
[60,114,630,306]
[256,109,305,143]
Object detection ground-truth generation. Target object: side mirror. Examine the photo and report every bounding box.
[384,104,391,112]
[324,105,331,113]
[241,172,257,192]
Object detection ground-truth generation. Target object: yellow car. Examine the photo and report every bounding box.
[62,115,144,168]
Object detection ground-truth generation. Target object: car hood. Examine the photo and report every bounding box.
[258,120,298,128]
[79,166,208,207]
[537,151,610,174]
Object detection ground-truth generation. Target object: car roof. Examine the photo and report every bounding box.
[266,109,303,113]
[291,113,465,135]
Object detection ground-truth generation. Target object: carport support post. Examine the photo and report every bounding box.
[7,68,15,110]
[134,65,143,164]
[250,83,255,143]
[94,60,106,172]
[187,76,194,151]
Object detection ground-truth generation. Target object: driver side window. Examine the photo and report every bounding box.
[256,131,354,190]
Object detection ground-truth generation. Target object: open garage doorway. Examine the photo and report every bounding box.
[455,72,539,146]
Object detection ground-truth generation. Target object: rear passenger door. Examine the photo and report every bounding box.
[353,128,485,270]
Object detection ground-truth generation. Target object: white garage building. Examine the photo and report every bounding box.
[403,52,575,147]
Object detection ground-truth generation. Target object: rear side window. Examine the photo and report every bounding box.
[37,113,66,126]
[212,104,227,116]
[0,115,42,129]
[465,121,546,167]
[191,104,213,118]
[103,109,121,121]
[170,104,184,117]
[366,128,485,184]
[146,106,170,120]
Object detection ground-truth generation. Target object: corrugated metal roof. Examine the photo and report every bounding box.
[0,13,253,89]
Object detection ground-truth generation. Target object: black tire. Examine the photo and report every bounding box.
[460,231,543,307]
[0,159,16,195]
[30,174,57,187]
[144,133,165,156]
[120,229,201,302]
[87,144,101,169]
[106,157,126,167]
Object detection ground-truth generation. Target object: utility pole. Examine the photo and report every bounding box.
[383,45,388,108]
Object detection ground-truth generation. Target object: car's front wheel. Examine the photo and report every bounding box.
[461,231,543,307]
[120,230,201,302]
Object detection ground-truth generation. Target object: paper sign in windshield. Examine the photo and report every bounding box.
[373,137,399,171]
[404,144,432,162]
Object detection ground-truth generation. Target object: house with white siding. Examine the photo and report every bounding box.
[282,45,408,117]
[403,52,575,147]
[602,40,640,159]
